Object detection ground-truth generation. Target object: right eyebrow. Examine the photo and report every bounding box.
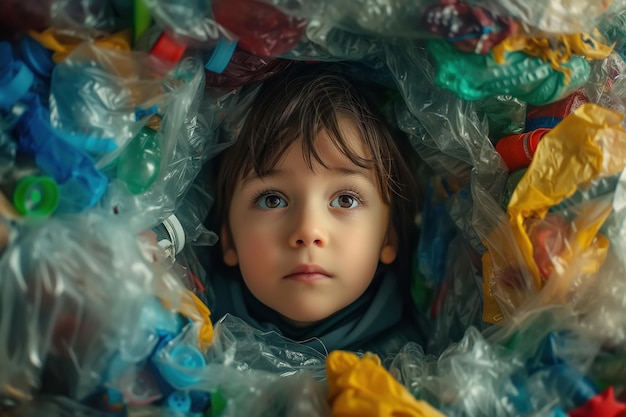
[240,169,284,188]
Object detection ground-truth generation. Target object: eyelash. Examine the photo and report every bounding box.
[336,188,366,207]
[251,189,284,206]
[250,188,367,207]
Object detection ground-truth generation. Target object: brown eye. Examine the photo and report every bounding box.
[257,193,287,209]
[331,194,358,209]
[265,195,281,208]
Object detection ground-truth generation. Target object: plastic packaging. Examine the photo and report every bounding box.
[47,42,209,228]
[205,48,293,88]
[212,0,308,57]
[464,0,612,35]
[495,128,551,171]
[391,322,601,417]
[0,169,60,217]
[428,39,591,105]
[0,212,192,403]
[0,0,51,40]
[144,0,224,45]
[481,104,626,324]
[206,314,327,380]
[326,350,445,417]
[422,0,516,54]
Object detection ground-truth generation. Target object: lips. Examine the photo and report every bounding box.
[284,264,332,281]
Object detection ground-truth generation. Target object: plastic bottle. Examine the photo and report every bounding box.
[116,116,162,195]
[495,128,551,171]
[525,89,589,131]
[212,0,308,57]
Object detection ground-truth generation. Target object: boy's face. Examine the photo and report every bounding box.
[221,117,397,327]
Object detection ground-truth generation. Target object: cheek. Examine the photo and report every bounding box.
[231,217,278,264]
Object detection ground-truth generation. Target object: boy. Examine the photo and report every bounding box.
[207,63,423,358]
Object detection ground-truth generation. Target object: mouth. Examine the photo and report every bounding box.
[284,265,332,282]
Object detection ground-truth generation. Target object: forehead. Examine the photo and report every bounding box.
[243,114,373,181]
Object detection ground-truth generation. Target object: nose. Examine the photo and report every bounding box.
[288,203,327,248]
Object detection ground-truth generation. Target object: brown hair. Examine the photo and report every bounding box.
[213,63,418,276]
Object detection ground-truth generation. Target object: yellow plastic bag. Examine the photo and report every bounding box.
[326,351,445,417]
[483,103,626,323]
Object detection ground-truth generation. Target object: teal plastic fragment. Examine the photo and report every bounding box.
[427,40,590,106]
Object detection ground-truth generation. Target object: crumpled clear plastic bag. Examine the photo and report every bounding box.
[207,314,327,380]
[48,43,207,226]
[392,315,601,416]
[0,212,191,403]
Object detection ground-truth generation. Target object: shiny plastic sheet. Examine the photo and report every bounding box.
[207,314,327,380]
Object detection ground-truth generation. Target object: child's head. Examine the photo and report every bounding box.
[214,64,418,326]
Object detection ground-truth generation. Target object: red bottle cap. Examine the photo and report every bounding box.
[150,32,186,65]
[495,128,551,171]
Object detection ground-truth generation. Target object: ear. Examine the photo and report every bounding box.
[220,225,239,266]
[379,227,398,265]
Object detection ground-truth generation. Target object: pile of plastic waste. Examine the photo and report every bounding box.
[1,0,626,416]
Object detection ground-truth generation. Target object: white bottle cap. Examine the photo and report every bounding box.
[161,214,186,255]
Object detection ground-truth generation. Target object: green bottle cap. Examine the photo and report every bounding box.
[12,176,60,216]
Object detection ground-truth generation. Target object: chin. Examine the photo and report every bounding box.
[279,308,334,328]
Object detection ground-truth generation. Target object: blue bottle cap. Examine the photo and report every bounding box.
[0,42,34,111]
[205,38,237,74]
[167,391,191,413]
[18,36,54,78]
[156,345,206,388]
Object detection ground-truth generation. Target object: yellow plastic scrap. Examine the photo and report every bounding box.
[492,28,613,83]
[176,291,214,351]
[28,28,132,62]
[482,103,626,323]
[326,351,445,417]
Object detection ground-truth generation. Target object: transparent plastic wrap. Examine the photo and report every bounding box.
[143,0,224,45]
[49,43,202,168]
[105,313,328,415]
[49,0,125,35]
[205,49,293,88]
[203,366,328,417]
[48,42,216,229]
[282,22,385,62]
[391,317,601,417]
[0,212,191,403]
[260,0,510,42]
[571,169,626,347]
[207,314,327,380]
[584,52,626,116]
[427,235,490,355]
[464,0,611,35]
[387,40,509,253]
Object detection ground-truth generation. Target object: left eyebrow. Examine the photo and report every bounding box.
[327,166,376,185]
